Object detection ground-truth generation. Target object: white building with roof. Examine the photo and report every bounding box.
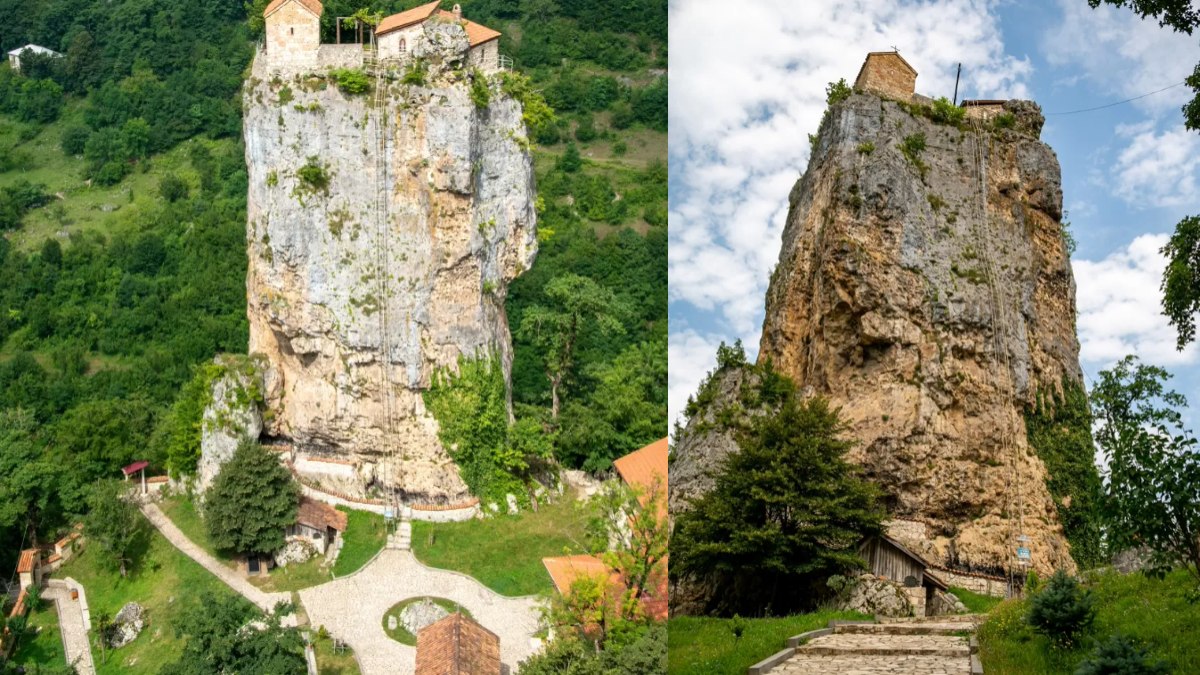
[6,44,62,74]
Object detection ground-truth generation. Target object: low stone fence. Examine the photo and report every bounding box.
[929,566,1010,598]
[410,498,480,523]
[316,44,365,70]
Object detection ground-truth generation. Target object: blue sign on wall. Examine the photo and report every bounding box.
[1016,547,1031,560]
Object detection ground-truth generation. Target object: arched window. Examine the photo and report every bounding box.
[398,38,406,55]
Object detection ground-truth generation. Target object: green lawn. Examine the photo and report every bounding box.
[313,634,361,675]
[158,493,229,563]
[979,568,1200,674]
[249,554,332,592]
[411,496,597,596]
[381,597,473,645]
[7,603,67,671]
[950,586,1004,613]
[332,507,387,577]
[667,611,871,675]
[57,521,250,675]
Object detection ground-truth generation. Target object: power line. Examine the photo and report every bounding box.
[1045,81,1187,116]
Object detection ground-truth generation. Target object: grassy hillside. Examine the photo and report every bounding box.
[979,569,1200,673]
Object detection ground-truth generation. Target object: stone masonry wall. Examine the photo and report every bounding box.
[854,53,916,102]
[265,1,320,71]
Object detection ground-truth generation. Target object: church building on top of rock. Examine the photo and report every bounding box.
[263,0,504,73]
[854,50,918,102]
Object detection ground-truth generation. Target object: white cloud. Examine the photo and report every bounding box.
[667,328,724,430]
[1042,0,1200,118]
[668,0,1031,408]
[1074,233,1199,370]
[1111,121,1200,208]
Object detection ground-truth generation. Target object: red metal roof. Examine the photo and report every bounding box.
[122,460,150,476]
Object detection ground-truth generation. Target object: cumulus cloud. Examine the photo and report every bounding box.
[1074,233,1198,369]
[668,0,1030,416]
[1042,0,1200,118]
[1110,121,1200,208]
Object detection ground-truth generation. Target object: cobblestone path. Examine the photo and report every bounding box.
[42,583,96,675]
[769,616,982,674]
[299,549,543,675]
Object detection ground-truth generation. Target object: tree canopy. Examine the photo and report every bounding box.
[204,440,299,557]
[672,362,884,616]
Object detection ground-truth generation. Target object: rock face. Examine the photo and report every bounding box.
[836,572,913,618]
[242,23,537,503]
[399,598,449,636]
[758,93,1081,575]
[197,356,265,496]
[108,602,145,649]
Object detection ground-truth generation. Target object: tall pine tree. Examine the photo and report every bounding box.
[204,441,298,557]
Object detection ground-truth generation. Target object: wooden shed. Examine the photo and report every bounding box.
[859,535,947,616]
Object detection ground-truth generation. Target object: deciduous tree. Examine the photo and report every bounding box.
[84,479,145,577]
[1091,355,1200,583]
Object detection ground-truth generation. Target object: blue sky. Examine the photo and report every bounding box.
[667,0,1200,430]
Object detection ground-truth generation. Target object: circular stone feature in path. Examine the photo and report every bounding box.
[382,597,474,645]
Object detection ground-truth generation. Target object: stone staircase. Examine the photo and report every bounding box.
[750,615,984,675]
[386,508,412,550]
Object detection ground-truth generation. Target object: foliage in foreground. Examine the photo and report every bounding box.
[979,568,1200,674]
[1091,356,1200,582]
[159,592,305,675]
[204,440,298,556]
[671,344,884,616]
[518,623,665,675]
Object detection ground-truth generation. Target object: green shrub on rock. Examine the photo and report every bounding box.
[330,68,371,95]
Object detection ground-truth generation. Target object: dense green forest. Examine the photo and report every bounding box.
[0,0,666,575]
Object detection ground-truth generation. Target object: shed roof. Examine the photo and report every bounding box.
[16,549,36,574]
[375,0,441,37]
[415,612,501,675]
[297,496,348,532]
[872,536,949,591]
[263,0,323,19]
[435,10,501,47]
[122,460,150,476]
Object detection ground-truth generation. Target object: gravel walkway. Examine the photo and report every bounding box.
[299,550,544,675]
[140,503,291,613]
[42,583,96,675]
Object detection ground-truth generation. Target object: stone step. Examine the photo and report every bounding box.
[798,634,971,658]
[834,623,975,636]
[773,653,974,674]
[877,613,984,625]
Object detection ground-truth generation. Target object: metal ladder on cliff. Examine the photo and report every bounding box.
[369,56,405,529]
[968,117,1028,590]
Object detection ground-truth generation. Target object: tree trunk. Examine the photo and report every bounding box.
[550,375,562,419]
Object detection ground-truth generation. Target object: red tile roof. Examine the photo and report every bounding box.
[297,496,348,532]
[264,0,323,19]
[16,549,36,574]
[543,554,614,595]
[375,0,441,37]
[435,10,501,47]
[415,612,501,675]
[613,438,668,518]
